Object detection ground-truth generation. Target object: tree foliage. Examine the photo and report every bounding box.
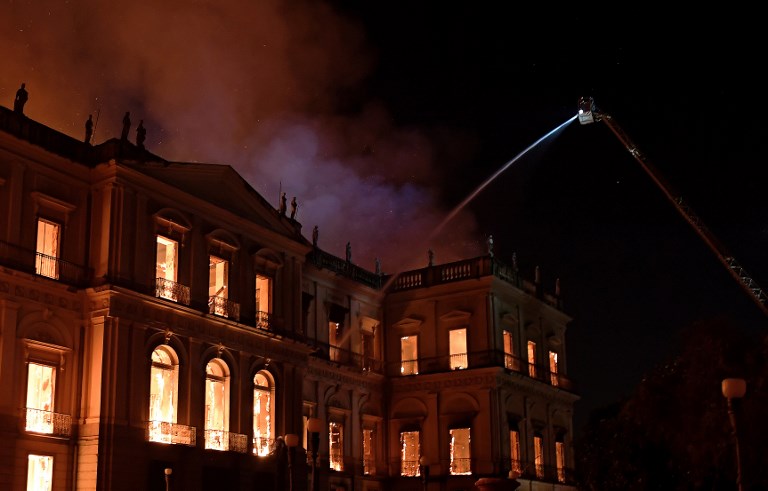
[575,316,768,490]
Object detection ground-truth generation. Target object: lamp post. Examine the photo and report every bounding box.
[419,456,429,491]
[722,378,746,491]
[285,433,299,491]
[307,417,322,491]
[163,468,172,491]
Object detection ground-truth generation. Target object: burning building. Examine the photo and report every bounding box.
[0,103,578,490]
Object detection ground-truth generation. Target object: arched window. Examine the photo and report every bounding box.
[205,358,230,450]
[253,371,275,456]
[148,345,179,443]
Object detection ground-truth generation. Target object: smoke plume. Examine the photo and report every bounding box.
[1,0,481,272]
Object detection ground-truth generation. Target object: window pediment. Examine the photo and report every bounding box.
[31,192,76,215]
[207,229,240,253]
[154,208,192,235]
[439,310,472,322]
[393,316,423,331]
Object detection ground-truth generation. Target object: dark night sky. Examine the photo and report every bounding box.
[3,2,767,437]
[330,4,768,434]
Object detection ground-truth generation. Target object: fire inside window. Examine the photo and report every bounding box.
[509,429,522,475]
[148,345,179,444]
[27,454,53,491]
[503,330,515,369]
[25,363,55,434]
[400,336,418,375]
[549,351,559,386]
[209,255,228,297]
[35,218,59,279]
[362,427,375,475]
[449,428,471,475]
[399,430,420,477]
[534,435,544,479]
[205,359,229,450]
[449,328,468,370]
[329,422,344,471]
[255,274,271,314]
[253,372,273,456]
[527,341,537,378]
[556,440,566,483]
[156,235,178,300]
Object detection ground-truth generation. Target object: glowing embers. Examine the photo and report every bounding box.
[27,455,53,491]
[399,430,420,477]
[449,428,471,475]
[509,429,522,476]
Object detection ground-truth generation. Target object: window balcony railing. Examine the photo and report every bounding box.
[147,420,196,446]
[400,459,420,477]
[253,436,277,456]
[24,407,71,437]
[386,350,577,393]
[449,352,468,370]
[0,241,91,287]
[255,310,272,330]
[305,340,384,374]
[204,429,247,453]
[208,295,240,321]
[514,462,576,485]
[450,457,472,475]
[363,458,375,475]
[400,359,418,376]
[155,277,191,305]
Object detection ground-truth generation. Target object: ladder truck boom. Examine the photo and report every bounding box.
[578,97,768,319]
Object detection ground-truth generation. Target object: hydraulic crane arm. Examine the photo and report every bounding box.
[578,97,768,319]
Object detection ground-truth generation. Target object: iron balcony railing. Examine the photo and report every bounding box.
[513,461,575,485]
[155,277,191,305]
[400,459,420,477]
[390,350,577,393]
[255,310,272,330]
[146,420,197,446]
[208,295,240,321]
[306,339,384,374]
[204,429,248,453]
[450,457,472,475]
[24,407,72,437]
[0,240,91,287]
[307,248,383,289]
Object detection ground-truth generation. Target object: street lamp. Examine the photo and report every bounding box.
[419,456,430,491]
[285,433,299,491]
[307,417,322,491]
[722,378,746,491]
[163,468,172,491]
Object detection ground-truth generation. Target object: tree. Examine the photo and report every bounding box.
[575,316,768,490]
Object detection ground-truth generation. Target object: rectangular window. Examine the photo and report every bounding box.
[509,429,522,476]
[363,427,375,475]
[503,330,517,370]
[449,427,471,475]
[329,322,341,362]
[549,351,559,386]
[400,430,420,477]
[527,341,537,378]
[329,421,344,471]
[27,454,53,491]
[534,435,544,479]
[36,218,60,279]
[556,440,566,483]
[209,255,229,316]
[400,336,418,375]
[449,328,468,370]
[25,363,56,434]
[362,332,375,371]
[255,274,271,313]
[156,235,178,300]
